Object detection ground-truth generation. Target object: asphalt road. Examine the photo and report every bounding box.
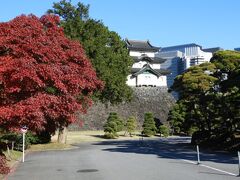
[8,137,239,180]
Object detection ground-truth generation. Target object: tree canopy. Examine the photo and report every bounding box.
[48,0,133,104]
[169,50,240,149]
[171,62,218,99]
[0,14,103,133]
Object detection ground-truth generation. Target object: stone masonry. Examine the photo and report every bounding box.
[69,87,175,130]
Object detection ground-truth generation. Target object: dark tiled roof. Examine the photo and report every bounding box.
[131,55,167,63]
[161,43,202,52]
[126,39,160,52]
[131,64,170,77]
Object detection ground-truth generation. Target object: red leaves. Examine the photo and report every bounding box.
[40,14,60,28]
[0,14,103,132]
[0,155,10,174]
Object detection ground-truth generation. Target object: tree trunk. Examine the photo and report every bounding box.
[58,126,68,144]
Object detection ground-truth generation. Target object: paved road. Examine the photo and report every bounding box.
[8,137,239,180]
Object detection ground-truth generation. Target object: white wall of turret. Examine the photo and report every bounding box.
[129,51,155,58]
[127,74,167,87]
[132,61,160,69]
[127,45,167,87]
[127,75,137,86]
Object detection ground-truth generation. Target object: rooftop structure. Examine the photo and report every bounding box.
[159,43,215,97]
[203,47,223,53]
[161,43,202,53]
[126,39,160,52]
[234,47,240,51]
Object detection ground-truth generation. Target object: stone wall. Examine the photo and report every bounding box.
[69,87,175,130]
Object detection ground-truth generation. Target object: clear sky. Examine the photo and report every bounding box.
[1,0,239,50]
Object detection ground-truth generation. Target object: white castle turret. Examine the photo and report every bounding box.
[126,39,170,87]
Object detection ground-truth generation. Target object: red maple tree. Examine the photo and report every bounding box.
[0,14,103,133]
[0,154,9,174]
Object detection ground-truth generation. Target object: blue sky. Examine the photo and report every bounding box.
[1,0,239,50]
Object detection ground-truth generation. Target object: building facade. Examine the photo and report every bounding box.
[158,43,214,89]
[126,39,170,87]
[234,47,240,51]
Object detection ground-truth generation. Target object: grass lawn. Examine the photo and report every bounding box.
[29,142,73,151]
[51,130,142,144]
[64,130,142,144]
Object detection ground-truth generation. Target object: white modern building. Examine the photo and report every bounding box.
[126,39,170,87]
[159,43,216,89]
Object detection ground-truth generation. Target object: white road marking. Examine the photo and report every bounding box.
[182,159,197,165]
[141,140,238,177]
[200,164,238,177]
[181,159,238,176]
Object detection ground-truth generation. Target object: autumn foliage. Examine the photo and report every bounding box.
[0,14,103,133]
[0,154,10,174]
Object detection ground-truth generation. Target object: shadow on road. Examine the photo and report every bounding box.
[92,137,238,165]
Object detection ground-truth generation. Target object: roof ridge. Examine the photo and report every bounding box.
[133,64,161,77]
[128,39,148,43]
[162,43,201,49]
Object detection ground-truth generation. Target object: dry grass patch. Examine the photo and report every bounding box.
[65,130,142,144]
[5,150,22,164]
[29,142,73,151]
[66,131,106,144]
[46,130,143,149]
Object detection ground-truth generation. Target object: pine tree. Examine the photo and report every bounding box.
[103,112,122,138]
[142,112,157,136]
[159,125,170,137]
[126,116,137,136]
[116,117,124,133]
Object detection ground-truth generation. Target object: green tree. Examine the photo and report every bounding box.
[171,50,240,149]
[103,112,122,138]
[170,63,218,134]
[168,102,186,134]
[171,62,217,99]
[210,50,240,135]
[125,116,137,136]
[159,125,170,137]
[116,117,124,133]
[142,112,157,137]
[48,0,133,104]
